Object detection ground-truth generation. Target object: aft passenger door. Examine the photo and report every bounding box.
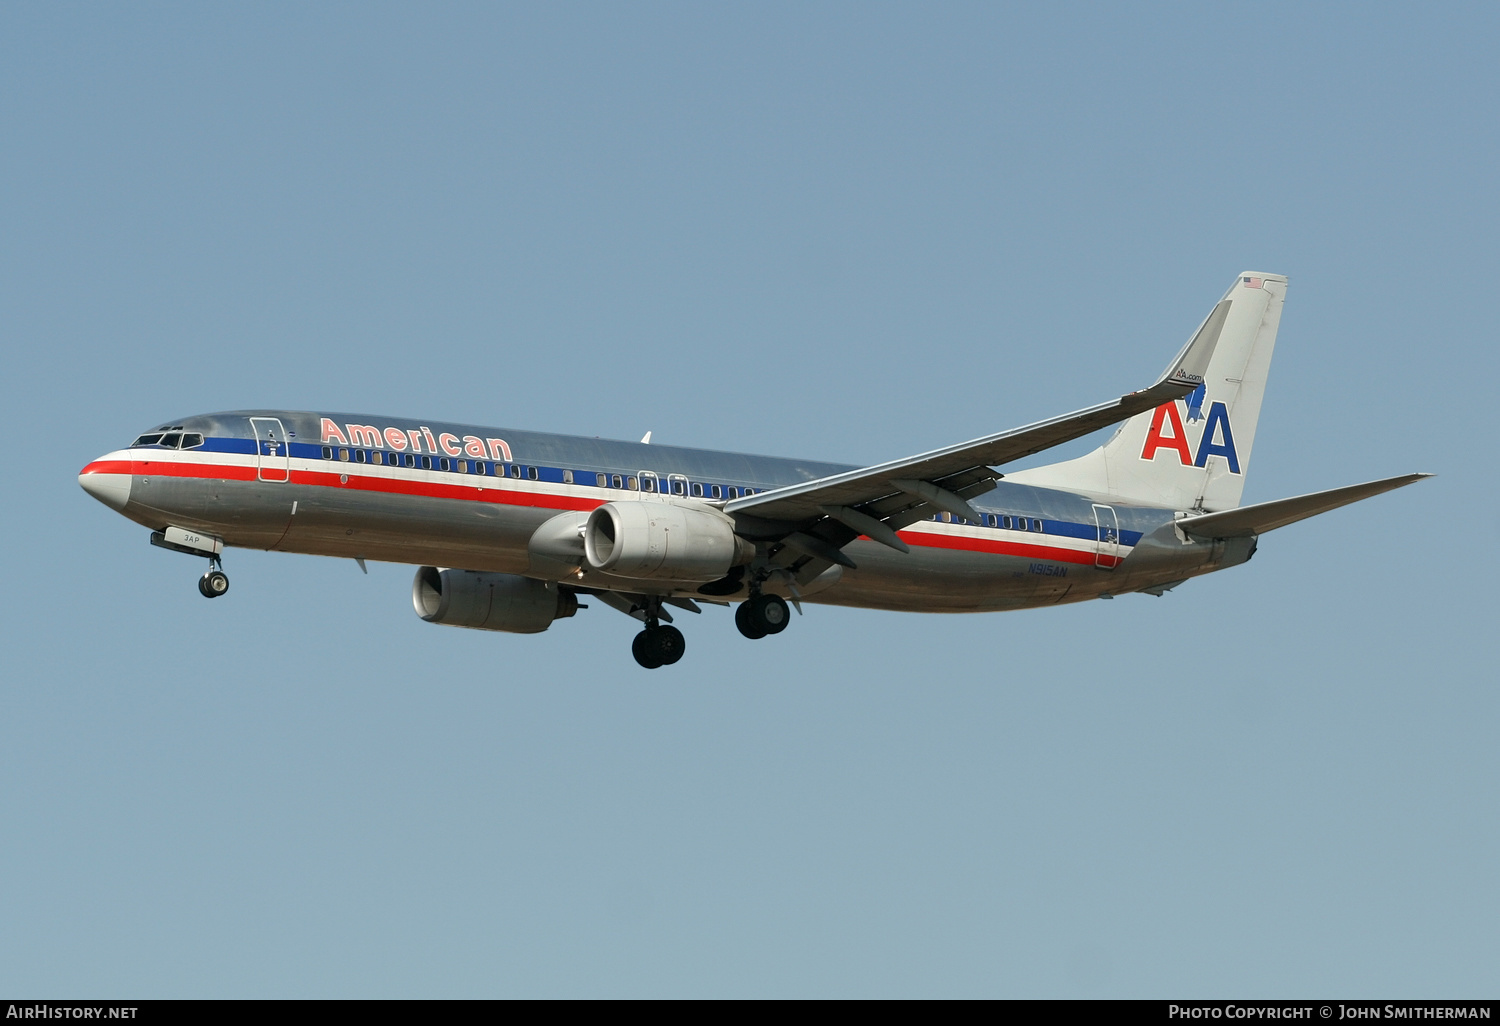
[1092,504,1120,569]
[250,417,290,483]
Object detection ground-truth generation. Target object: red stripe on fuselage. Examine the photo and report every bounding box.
[895,528,1103,565]
[81,458,257,482]
[295,467,603,512]
[99,456,1114,566]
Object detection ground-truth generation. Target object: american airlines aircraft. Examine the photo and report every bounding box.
[80,273,1427,668]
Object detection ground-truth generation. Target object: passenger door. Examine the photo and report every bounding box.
[1092,504,1120,569]
[250,417,291,483]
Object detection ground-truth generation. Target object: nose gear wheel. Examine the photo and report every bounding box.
[198,568,229,598]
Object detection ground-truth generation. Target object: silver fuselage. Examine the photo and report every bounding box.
[80,410,1250,611]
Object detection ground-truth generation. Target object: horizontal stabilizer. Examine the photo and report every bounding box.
[1175,473,1433,539]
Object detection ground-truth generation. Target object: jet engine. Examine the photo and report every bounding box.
[584,500,754,581]
[412,567,578,634]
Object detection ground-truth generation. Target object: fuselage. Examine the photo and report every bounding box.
[79,410,1245,612]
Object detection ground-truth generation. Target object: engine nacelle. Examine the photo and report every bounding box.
[584,500,754,582]
[412,567,578,634]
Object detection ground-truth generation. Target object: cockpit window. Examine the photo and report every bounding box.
[131,431,205,449]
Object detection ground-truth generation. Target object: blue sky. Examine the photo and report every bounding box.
[1,3,1494,997]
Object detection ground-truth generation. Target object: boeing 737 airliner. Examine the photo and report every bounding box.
[80,273,1428,667]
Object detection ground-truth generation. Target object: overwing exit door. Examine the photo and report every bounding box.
[250,417,290,483]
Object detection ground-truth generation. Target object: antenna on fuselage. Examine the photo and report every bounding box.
[640,431,652,444]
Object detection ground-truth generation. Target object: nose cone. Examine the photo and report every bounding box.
[79,463,132,510]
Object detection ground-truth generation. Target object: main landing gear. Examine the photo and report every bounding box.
[632,623,686,669]
[735,592,789,640]
[623,588,791,669]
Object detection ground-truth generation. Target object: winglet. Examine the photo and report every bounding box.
[1159,298,1230,391]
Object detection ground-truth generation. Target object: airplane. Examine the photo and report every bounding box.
[79,272,1429,668]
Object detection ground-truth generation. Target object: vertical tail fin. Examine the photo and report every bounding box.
[1007,273,1287,512]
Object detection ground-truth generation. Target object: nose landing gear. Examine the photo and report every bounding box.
[150,528,229,599]
[198,564,229,598]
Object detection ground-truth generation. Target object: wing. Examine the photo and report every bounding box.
[726,298,1229,538]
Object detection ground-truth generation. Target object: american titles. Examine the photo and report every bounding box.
[320,418,513,462]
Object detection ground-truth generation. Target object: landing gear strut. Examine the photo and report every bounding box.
[735,592,789,640]
[632,623,686,669]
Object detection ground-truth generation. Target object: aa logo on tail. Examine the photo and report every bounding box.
[1140,386,1241,473]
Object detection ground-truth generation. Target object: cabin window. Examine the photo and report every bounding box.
[420,455,432,470]
[508,464,521,479]
[672,480,686,496]
[404,454,416,468]
[1018,518,1029,531]
[527,466,539,481]
[710,484,722,499]
[611,474,623,489]
[339,448,350,461]
[596,473,608,487]
[354,450,367,464]
[623,476,636,490]
[371,451,383,465]
[1032,519,1043,533]
[438,457,450,471]
[321,446,333,460]
[640,475,654,492]
[457,460,467,473]
[691,483,704,497]
[562,469,574,484]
